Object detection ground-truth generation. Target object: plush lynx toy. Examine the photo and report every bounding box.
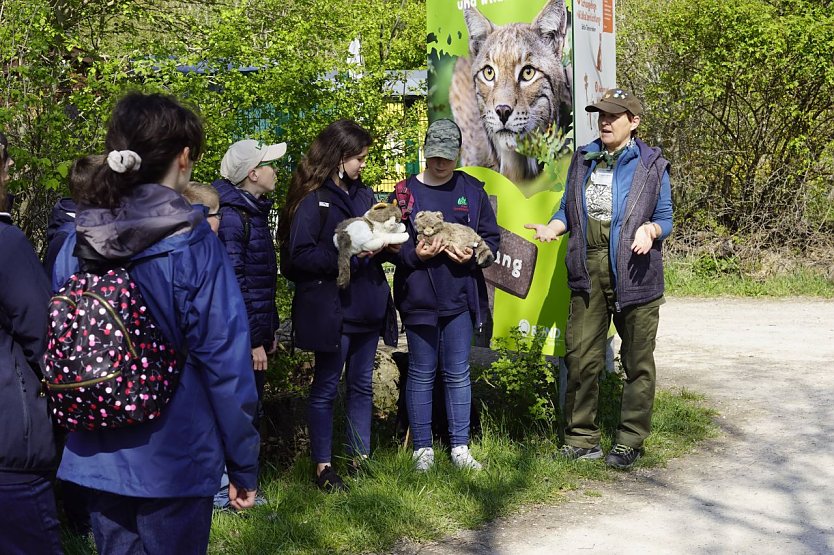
[334,201,409,288]
[413,210,495,268]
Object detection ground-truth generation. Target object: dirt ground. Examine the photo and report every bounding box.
[390,297,834,554]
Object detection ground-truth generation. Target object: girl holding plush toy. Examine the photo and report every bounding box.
[389,119,500,472]
[277,119,397,492]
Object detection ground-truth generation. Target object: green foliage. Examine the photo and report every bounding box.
[618,0,834,247]
[477,327,558,427]
[515,123,573,168]
[691,254,741,279]
[665,256,834,297]
[1,0,426,253]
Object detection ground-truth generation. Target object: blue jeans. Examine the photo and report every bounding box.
[405,312,474,449]
[88,489,213,555]
[0,474,63,555]
[309,331,379,463]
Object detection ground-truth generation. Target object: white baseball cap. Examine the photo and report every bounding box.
[220,139,287,185]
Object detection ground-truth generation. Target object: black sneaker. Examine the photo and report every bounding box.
[605,444,643,469]
[316,465,347,493]
[556,444,603,461]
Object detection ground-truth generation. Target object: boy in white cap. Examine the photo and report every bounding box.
[214,137,287,394]
[211,139,286,508]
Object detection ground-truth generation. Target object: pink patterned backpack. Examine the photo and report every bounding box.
[42,268,182,431]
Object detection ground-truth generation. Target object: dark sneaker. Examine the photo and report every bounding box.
[556,444,603,461]
[316,465,348,493]
[605,444,643,469]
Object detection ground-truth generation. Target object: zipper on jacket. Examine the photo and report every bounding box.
[15,361,31,441]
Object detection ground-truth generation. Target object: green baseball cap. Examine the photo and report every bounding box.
[424,119,462,161]
[585,88,643,116]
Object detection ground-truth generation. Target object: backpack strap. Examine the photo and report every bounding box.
[394,177,415,219]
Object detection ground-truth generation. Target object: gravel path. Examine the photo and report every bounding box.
[391,297,834,554]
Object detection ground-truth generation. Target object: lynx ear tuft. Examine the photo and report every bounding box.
[534,0,568,58]
[463,6,494,57]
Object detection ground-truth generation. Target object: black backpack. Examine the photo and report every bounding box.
[43,265,182,431]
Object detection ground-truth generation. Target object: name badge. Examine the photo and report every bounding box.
[591,169,613,186]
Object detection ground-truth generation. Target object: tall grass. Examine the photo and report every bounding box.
[665,257,834,297]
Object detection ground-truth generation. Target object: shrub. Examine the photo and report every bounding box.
[476,327,558,429]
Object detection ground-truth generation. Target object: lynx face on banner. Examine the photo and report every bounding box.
[449,0,572,184]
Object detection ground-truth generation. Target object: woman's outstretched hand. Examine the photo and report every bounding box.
[524,220,566,242]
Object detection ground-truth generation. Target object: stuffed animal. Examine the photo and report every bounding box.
[334,201,409,288]
[413,210,495,268]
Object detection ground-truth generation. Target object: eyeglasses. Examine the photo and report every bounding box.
[257,159,280,170]
[199,205,222,220]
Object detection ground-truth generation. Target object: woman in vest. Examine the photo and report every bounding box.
[526,88,673,470]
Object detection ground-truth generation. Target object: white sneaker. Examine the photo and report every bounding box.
[451,445,482,470]
[412,447,435,472]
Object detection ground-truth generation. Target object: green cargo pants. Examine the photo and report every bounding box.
[562,244,662,450]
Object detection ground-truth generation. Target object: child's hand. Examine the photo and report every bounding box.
[445,244,473,264]
[252,346,268,371]
[416,236,444,261]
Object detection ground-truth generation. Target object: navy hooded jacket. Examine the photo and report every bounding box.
[287,178,394,352]
[43,197,77,278]
[389,171,500,329]
[0,214,58,479]
[52,183,260,497]
[212,178,279,350]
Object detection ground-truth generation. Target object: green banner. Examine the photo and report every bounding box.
[427,0,574,355]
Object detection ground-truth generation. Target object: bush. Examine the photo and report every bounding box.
[476,327,558,429]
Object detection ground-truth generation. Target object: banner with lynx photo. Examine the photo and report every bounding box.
[428,0,591,356]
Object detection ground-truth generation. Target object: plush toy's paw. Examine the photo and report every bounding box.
[361,238,385,252]
[386,232,410,245]
[477,252,495,268]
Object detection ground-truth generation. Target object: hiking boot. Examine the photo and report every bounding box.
[316,465,347,493]
[556,444,603,461]
[451,445,482,470]
[605,444,643,470]
[412,447,435,472]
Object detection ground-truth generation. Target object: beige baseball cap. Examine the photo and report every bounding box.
[220,139,287,185]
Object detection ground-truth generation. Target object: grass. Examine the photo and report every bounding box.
[62,379,716,555]
[664,256,834,297]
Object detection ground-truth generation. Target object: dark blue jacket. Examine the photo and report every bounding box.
[52,184,260,497]
[287,179,394,352]
[0,215,58,478]
[213,178,279,349]
[552,138,673,310]
[390,172,500,329]
[43,197,77,278]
